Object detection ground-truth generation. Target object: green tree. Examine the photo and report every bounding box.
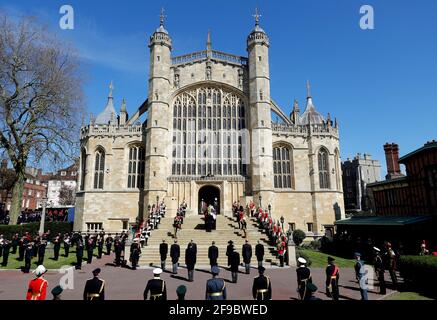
[292,229,306,246]
[0,13,84,224]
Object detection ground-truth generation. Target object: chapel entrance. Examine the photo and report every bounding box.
[198,185,220,215]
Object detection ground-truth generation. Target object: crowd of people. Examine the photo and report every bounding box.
[0,207,69,225]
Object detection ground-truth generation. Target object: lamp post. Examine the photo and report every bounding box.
[280,215,284,231]
[258,195,262,209]
[39,197,48,237]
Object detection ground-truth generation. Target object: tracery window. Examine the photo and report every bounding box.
[127,146,145,189]
[80,148,87,191]
[318,147,330,189]
[94,148,105,189]
[273,146,293,188]
[172,86,247,176]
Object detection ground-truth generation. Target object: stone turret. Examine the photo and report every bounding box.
[247,8,273,207]
[95,82,117,125]
[144,8,172,209]
[119,98,128,125]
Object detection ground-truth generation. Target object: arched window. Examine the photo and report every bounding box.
[334,149,340,190]
[318,147,330,189]
[80,148,87,191]
[273,145,293,188]
[94,149,105,189]
[127,146,145,189]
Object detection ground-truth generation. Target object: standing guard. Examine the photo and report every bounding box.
[105,234,113,255]
[354,252,368,300]
[144,268,167,300]
[83,268,106,300]
[242,240,252,274]
[53,234,61,260]
[97,235,104,259]
[170,240,180,274]
[130,238,141,270]
[75,238,84,270]
[230,247,240,283]
[255,241,264,268]
[325,256,340,300]
[208,241,219,271]
[252,266,272,300]
[159,240,168,271]
[185,242,197,282]
[373,247,386,294]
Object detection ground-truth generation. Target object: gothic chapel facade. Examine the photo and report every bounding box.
[74,12,345,236]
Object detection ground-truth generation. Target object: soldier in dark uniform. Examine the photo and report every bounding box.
[230,247,240,283]
[18,236,25,261]
[11,233,19,254]
[144,268,167,300]
[185,242,197,282]
[242,240,252,274]
[86,236,94,264]
[226,240,234,268]
[130,238,141,270]
[23,242,33,273]
[37,240,46,266]
[63,234,70,257]
[305,283,322,301]
[75,238,84,270]
[325,256,340,300]
[83,268,105,300]
[170,240,180,274]
[53,234,61,260]
[252,266,272,300]
[373,247,386,294]
[105,234,113,255]
[159,240,168,271]
[255,241,264,268]
[114,239,122,266]
[384,243,398,289]
[296,257,312,300]
[205,266,227,300]
[1,239,11,266]
[97,236,104,259]
[208,241,219,272]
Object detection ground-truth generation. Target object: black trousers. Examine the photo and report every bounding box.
[24,258,31,273]
[64,245,70,257]
[378,271,387,294]
[98,246,103,259]
[87,250,93,263]
[19,247,24,260]
[2,252,9,266]
[106,245,111,255]
[54,246,60,260]
[37,255,45,266]
[76,256,82,269]
[12,244,17,254]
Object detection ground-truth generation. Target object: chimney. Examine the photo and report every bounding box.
[384,143,402,180]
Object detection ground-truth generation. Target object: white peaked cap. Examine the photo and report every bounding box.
[33,265,47,276]
[153,268,163,275]
[373,247,381,252]
[297,257,307,264]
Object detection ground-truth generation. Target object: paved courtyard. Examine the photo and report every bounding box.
[0,254,396,300]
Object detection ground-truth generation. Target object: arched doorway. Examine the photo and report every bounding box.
[198,185,220,215]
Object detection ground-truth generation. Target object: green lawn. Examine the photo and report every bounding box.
[385,292,434,300]
[296,248,356,268]
[0,246,80,270]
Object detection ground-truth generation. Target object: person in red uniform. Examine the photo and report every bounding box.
[26,265,48,300]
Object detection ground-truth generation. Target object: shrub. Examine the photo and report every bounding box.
[0,222,73,240]
[292,229,306,246]
[398,255,437,294]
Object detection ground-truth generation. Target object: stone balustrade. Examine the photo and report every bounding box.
[172,50,248,66]
[80,124,145,139]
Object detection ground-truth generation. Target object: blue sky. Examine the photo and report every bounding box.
[2,0,437,177]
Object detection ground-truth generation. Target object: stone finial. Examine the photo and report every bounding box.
[159,7,166,27]
[253,7,261,26]
[109,81,114,98]
[121,98,126,112]
[206,30,212,52]
[306,80,311,98]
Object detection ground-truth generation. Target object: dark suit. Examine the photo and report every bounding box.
[170,244,180,274]
[255,243,264,267]
[226,243,233,266]
[83,276,105,300]
[144,278,167,300]
[208,245,219,267]
[252,275,272,300]
[230,251,240,283]
[242,243,252,274]
[76,242,84,270]
[159,242,168,270]
[185,245,197,281]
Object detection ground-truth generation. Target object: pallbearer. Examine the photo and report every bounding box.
[325,256,340,300]
[296,257,312,300]
[83,268,106,300]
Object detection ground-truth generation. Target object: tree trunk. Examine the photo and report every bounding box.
[9,171,25,225]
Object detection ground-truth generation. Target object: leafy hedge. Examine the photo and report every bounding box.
[398,255,437,293]
[0,222,73,239]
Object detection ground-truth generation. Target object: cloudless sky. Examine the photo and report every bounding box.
[2,0,437,176]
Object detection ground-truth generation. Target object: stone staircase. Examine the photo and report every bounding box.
[136,214,280,267]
